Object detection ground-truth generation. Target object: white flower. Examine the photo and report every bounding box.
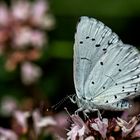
[13,110,30,130]
[0,96,17,116]
[32,109,56,135]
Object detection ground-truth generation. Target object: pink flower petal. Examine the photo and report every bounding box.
[117,116,138,137]
[91,118,108,139]
[0,127,18,140]
[11,0,30,21]
[0,4,9,26]
[21,62,42,85]
[67,115,90,140]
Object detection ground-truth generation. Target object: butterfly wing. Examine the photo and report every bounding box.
[91,44,140,108]
[74,16,122,100]
[74,16,140,110]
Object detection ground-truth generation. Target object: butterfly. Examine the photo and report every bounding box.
[73,16,140,116]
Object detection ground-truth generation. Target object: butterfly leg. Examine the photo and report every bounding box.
[75,107,84,115]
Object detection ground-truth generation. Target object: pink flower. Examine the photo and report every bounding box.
[11,0,30,21]
[132,123,140,138]
[31,0,48,26]
[91,118,108,139]
[116,116,138,137]
[30,30,46,48]
[21,62,42,85]
[67,115,90,140]
[0,4,9,26]
[13,110,30,130]
[0,128,18,140]
[12,27,32,48]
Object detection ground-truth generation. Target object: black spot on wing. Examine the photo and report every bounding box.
[100,62,103,65]
[92,81,94,84]
[92,38,95,41]
[95,44,101,47]
[119,69,122,72]
[114,95,117,99]
[81,57,91,61]
[105,100,108,103]
[103,48,107,51]
[86,36,89,39]
[80,41,83,44]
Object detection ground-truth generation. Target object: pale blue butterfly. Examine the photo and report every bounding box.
[73,16,140,116]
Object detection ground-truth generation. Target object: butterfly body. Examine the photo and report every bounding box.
[74,16,140,112]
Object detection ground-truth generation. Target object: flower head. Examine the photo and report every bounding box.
[67,115,90,140]
[116,116,138,137]
[67,113,140,140]
[91,118,108,139]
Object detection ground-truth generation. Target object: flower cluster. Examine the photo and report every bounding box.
[0,0,55,84]
[0,96,69,140]
[67,114,140,140]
